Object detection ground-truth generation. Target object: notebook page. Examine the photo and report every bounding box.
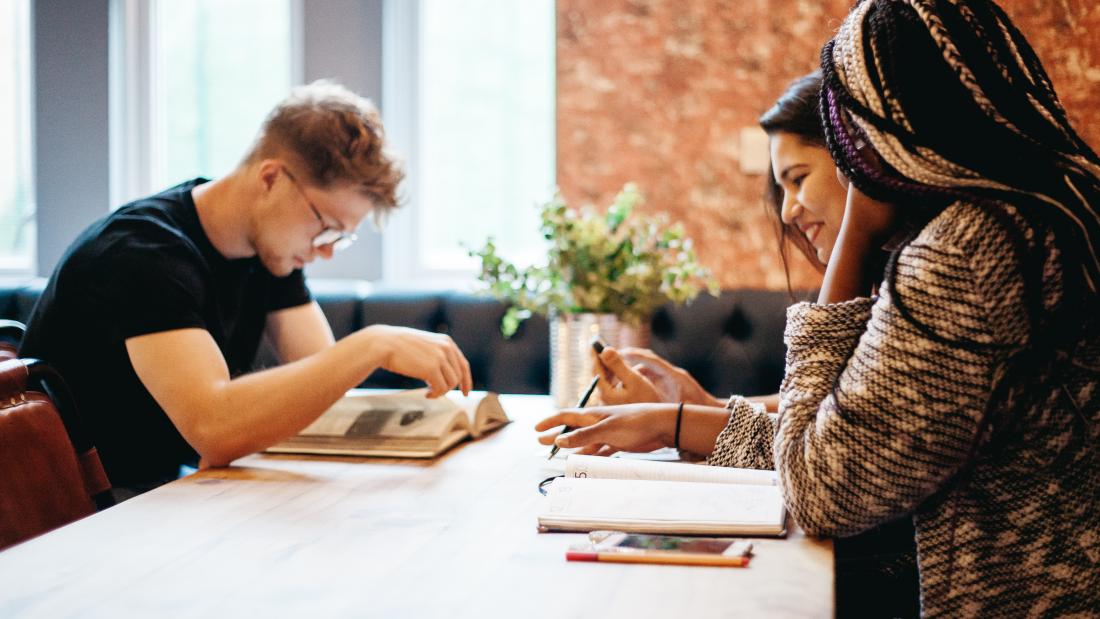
[538,477,786,535]
[565,454,777,486]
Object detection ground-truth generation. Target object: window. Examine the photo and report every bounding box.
[113,0,297,203]
[383,0,556,284]
[0,0,34,271]
[151,0,295,188]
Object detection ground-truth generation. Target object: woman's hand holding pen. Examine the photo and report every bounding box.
[546,375,599,460]
[536,403,676,456]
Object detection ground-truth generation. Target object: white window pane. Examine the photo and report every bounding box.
[151,0,292,189]
[418,0,555,271]
[0,0,35,270]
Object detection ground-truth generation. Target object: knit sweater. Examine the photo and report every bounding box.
[708,202,1100,617]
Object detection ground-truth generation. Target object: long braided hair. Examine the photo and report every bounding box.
[821,0,1100,357]
[819,0,1100,522]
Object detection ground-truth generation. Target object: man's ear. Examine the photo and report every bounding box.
[257,159,281,194]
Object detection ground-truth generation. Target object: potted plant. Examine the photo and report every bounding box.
[469,183,717,405]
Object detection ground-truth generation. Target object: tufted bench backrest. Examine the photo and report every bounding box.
[301,285,805,397]
[0,278,807,398]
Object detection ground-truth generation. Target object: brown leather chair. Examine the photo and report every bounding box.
[0,357,114,551]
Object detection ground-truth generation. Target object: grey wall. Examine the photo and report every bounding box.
[33,0,112,277]
[301,0,385,282]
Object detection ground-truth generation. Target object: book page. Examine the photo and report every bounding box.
[539,477,786,536]
[298,390,467,439]
[565,454,777,486]
[449,392,509,437]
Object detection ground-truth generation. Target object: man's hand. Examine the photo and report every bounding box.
[362,325,472,398]
[594,346,716,405]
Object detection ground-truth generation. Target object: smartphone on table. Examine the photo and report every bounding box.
[567,530,753,567]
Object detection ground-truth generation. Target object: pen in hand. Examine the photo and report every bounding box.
[548,374,600,460]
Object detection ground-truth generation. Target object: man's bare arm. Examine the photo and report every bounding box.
[265,301,335,362]
[126,324,471,467]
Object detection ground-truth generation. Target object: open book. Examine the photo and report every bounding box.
[538,454,786,536]
[266,389,509,458]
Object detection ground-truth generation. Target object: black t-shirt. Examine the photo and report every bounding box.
[20,179,311,488]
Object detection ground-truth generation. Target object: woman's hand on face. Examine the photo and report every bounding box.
[535,403,676,456]
[820,175,899,303]
[595,346,715,405]
[841,182,898,249]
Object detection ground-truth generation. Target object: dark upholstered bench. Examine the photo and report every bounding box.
[0,278,803,398]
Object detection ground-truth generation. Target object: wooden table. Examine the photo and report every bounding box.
[0,395,832,618]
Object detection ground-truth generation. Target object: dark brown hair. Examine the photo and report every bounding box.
[758,72,828,285]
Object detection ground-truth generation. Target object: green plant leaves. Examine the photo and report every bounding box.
[468,183,718,337]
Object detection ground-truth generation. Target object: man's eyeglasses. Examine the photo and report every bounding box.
[281,166,358,251]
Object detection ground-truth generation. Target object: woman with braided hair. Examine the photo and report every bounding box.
[802,1,1100,613]
[539,1,1100,615]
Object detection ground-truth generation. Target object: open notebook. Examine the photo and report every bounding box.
[538,454,787,536]
[266,389,509,458]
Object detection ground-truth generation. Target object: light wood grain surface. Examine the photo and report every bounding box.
[0,395,832,618]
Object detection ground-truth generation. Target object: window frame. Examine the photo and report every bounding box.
[380,0,427,284]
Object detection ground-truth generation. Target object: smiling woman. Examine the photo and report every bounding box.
[770,134,848,265]
[535,69,921,617]
[758,72,840,276]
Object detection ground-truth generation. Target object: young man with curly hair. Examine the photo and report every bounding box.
[21,81,472,499]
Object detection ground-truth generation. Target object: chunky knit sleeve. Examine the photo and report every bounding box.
[706,397,776,469]
[775,221,1009,537]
